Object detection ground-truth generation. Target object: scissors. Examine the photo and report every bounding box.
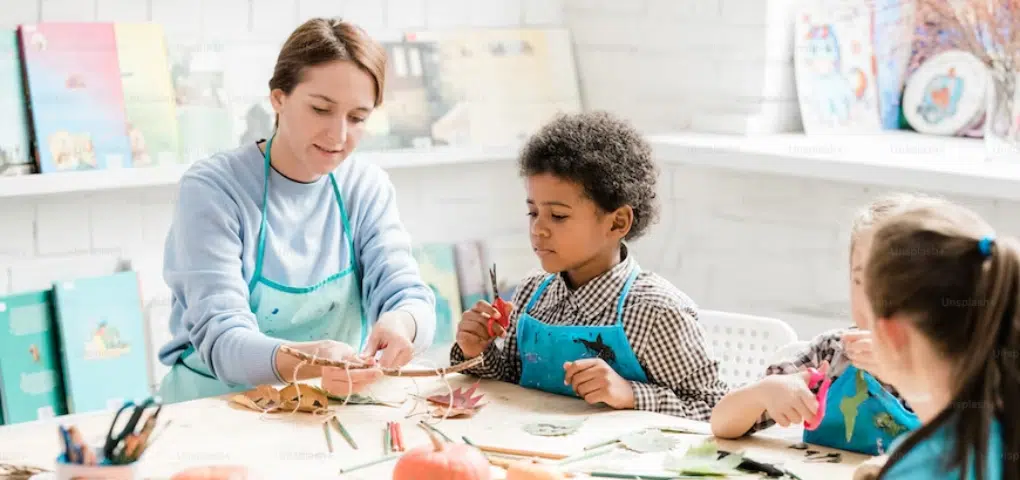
[103,397,163,462]
[487,264,512,337]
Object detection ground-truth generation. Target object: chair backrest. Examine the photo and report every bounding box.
[771,340,811,365]
[698,309,798,387]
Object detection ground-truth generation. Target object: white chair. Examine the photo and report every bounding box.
[771,340,811,365]
[697,309,798,387]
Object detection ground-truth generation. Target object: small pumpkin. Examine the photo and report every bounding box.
[170,465,251,479]
[391,426,491,480]
[506,459,567,480]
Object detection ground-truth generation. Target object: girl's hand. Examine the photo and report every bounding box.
[563,358,635,409]
[759,369,820,427]
[455,300,509,358]
[843,331,884,380]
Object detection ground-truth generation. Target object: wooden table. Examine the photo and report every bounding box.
[0,373,870,479]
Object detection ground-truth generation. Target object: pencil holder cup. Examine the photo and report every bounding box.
[54,453,138,480]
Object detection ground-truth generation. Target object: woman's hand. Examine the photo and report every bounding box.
[274,339,363,382]
[361,310,416,369]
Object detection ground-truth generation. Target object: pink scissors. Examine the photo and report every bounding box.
[803,366,832,430]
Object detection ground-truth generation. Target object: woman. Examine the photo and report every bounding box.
[157,18,436,404]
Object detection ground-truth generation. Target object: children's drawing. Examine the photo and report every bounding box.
[84,319,130,360]
[793,1,883,134]
[872,0,916,129]
[916,68,963,124]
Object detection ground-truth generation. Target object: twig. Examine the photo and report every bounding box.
[337,453,401,474]
[278,345,484,377]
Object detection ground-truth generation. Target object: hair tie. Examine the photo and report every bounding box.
[978,235,996,257]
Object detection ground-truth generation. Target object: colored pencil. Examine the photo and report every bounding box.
[393,422,404,451]
[322,421,334,453]
[418,421,453,442]
[330,416,357,450]
[337,453,401,474]
[383,423,391,455]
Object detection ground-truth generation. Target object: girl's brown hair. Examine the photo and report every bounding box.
[268,18,386,125]
[867,202,1019,480]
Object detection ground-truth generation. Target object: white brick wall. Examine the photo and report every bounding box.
[1,0,1014,354]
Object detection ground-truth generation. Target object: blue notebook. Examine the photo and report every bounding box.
[0,289,68,424]
[52,271,150,414]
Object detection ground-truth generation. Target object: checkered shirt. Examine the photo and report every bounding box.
[450,245,729,421]
[745,326,912,433]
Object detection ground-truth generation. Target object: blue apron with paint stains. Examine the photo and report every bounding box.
[517,265,649,398]
[803,364,921,455]
[157,135,367,403]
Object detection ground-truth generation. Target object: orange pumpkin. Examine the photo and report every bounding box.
[391,427,491,480]
[506,459,566,480]
[169,465,250,480]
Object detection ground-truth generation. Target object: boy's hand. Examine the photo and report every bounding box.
[759,369,820,427]
[843,331,884,380]
[455,300,510,358]
[563,358,635,409]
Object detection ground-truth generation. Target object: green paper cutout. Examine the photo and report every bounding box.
[522,417,586,436]
[874,412,908,437]
[839,369,869,442]
[620,428,679,453]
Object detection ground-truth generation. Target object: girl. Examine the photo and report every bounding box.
[710,193,942,455]
[866,202,1017,480]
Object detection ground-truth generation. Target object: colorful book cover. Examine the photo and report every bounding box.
[453,241,492,310]
[18,23,133,173]
[793,0,883,134]
[872,0,916,129]
[0,30,34,176]
[405,28,583,147]
[114,23,182,166]
[52,271,150,414]
[168,42,233,162]
[0,289,68,424]
[362,40,447,150]
[411,244,463,345]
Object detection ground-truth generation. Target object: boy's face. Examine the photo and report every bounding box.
[525,173,623,273]
[849,229,875,330]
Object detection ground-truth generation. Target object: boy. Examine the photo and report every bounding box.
[450,111,728,420]
[709,193,945,455]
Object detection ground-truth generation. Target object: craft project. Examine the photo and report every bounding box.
[425,383,487,418]
[793,0,883,134]
[522,417,585,437]
[619,429,679,454]
[662,439,745,477]
[902,49,988,135]
[276,344,484,376]
[228,383,327,414]
[324,392,403,408]
[391,425,491,480]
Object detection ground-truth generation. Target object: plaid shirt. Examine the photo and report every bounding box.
[745,327,912,433]
[450,245,729,421]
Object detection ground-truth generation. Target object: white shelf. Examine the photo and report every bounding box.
[650,131,1020,201]
[0,145,519,199]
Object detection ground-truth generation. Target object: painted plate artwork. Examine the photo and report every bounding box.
[902,49,989,136]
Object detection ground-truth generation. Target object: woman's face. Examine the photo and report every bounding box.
[270,60,376,180]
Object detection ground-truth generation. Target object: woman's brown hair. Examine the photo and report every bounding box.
[867,202,1019,480]
[268,18,386,125]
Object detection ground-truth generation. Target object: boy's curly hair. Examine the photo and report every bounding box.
[517,111,660,240]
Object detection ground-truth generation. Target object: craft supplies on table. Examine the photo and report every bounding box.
[51,397,165,479]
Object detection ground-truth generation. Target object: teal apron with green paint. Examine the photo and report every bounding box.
[803,364,920,455]
[157,136,367,403]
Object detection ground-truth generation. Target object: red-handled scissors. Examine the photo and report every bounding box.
[488,264,512,337]
[803,366,832,430]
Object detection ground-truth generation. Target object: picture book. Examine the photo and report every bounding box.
[0,289,68,424]
[453,240,492,310]
[412,244,463,345]
[405,28,583,147]
[18,23,133,172]
[793,0,883,134]
[52,271,150,414]
[871,0,916,129]
[168,42,234,162]
[0,30,34,176]
[114,23,182,166]
[362,40,447,150]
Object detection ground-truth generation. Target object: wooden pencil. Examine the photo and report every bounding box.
[322,421,334,453]
[383,423,391,455]
[331,416,357,450]
[337,453,401,474]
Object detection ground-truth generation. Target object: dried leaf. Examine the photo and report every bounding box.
[522,417,586,436]
[620,429,679,453]
[279,383,329,413]
[230,384,282,412]
[426,383,486,410]
[430,405,480,419]
[663,438,745,476]
[327,392,403,408]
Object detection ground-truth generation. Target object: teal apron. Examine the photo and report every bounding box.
[157,135,368,403]
[803,363,920,455]
[517,265,649,398]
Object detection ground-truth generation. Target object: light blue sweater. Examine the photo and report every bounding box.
[158,141,436,386]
